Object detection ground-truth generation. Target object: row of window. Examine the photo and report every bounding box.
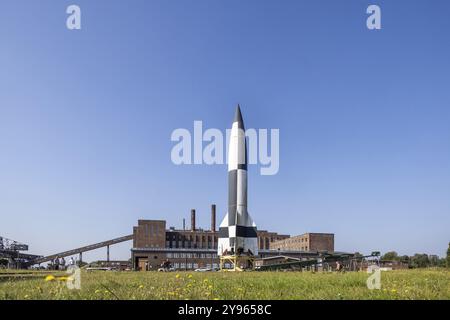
[276,246,309,251]
[144,224,160,237]
[172,263,219,270]
[167,234,218,242]
[166,238,286,250]
[165,233,286,249]
[288,238,308,243]
[166,241,215,249]
[166,253,218,259]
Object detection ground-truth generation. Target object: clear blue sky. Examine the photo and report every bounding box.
[1,0,449,261]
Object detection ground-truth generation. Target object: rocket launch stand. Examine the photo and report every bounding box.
[219,255,255,272]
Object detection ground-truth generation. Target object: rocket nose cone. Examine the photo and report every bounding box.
[234,104,244,127]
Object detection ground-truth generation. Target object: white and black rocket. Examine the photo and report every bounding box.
[218,105,258,256]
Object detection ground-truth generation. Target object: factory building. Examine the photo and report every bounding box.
[269,233,334,252]
[131,205,334,271]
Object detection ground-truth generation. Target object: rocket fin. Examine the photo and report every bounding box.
[240,212,256,228]
[248,212,256,227]
[219,213,229,228]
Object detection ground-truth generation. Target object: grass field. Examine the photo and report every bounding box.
[0,269,448,300]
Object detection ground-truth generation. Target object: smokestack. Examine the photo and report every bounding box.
[183,218,186,231]
[211,204,216,232]
[191,209,196,231]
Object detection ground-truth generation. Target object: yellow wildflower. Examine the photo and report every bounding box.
[45,275,55,281]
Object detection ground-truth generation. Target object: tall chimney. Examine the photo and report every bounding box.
[191,209,196,231]
[211,204,216,232]
[183,218,186,231]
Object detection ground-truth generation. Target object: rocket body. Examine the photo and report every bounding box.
[218,106,258,256]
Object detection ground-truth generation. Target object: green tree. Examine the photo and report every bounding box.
[381,251,399,261]
[410,254,430,268]
[399,255,410,263]
[428,255,439,267]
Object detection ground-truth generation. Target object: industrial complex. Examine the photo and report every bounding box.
[1,210,339,271]
[131,206,335,271]
[1,106,360,272]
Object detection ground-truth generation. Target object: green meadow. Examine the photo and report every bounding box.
[0,269,448,300]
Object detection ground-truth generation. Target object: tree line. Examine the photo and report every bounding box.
[380,242,450,268]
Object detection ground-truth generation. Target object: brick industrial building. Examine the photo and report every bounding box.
[131,205,334,271]
[269,233,334,252]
